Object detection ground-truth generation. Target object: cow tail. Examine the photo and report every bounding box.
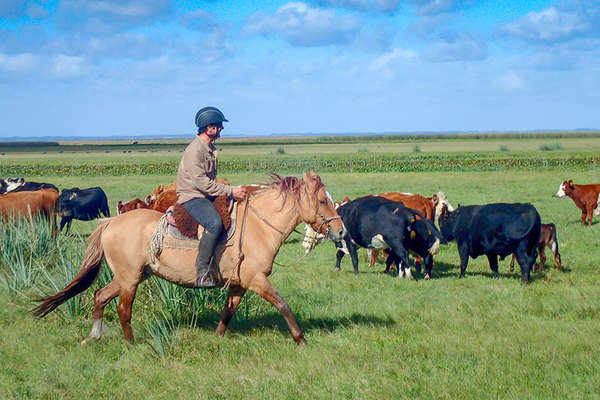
[102,198,111,217]
[32,220,110,318]
[549,223,559,255]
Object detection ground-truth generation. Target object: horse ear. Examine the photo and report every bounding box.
[302,171,309,182]
[431,194,439,204]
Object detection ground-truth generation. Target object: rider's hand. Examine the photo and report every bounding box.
[232,185,248,201]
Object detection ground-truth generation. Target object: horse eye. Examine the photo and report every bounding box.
[319,200,326,205]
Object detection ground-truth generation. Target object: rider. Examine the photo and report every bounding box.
[176,106,247,287]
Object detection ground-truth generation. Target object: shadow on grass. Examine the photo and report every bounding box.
[190,312,396,336]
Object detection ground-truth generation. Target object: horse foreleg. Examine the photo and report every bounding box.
[249,276,306,346]
[117,285,138,343]
[82,279,120,345]
[216,286,247,336]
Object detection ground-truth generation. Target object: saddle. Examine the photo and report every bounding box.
[169,195,232,240]
[165,185,263,242]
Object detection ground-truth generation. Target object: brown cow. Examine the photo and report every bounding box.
[150,181,177,201]
[0,188,59,234]
[555,180,600,226]
[117,198,152,215]
[151,177,231,213]
[510,223,561,272]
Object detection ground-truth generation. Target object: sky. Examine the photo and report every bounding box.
[0,0,599,138]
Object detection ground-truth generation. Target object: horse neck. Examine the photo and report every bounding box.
[247,188,303,242]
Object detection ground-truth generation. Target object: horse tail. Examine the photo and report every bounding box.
[32,220,110,318]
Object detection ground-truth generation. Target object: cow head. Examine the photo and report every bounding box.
[437,203,457,243]
[57,189,78,216]
[432,191,454,220]
[555,180,574,198]
[4,177,25,192]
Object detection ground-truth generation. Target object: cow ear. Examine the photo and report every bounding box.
[568,180,574,188]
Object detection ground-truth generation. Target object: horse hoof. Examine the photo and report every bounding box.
[425,274,430,280]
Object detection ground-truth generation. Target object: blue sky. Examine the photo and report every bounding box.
[1,0,599,138]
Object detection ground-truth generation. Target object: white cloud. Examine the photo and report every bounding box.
[244,2,363,47]
[426,33,487,62]
[315,0,400,12]
[503,5,598,43]
[370,48,417,70]
[407,0,477,16]
[50,54,88,79]
[0,52,38,72]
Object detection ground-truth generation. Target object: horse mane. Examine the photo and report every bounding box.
[255,173,323,209]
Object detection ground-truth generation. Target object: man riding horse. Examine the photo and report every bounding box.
[176,106,248,287]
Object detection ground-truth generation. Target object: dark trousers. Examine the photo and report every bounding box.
[182,197,223,236]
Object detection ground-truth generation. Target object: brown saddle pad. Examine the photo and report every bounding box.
[172,195,232,240]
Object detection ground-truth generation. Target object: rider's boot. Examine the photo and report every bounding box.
[194,231,220,288]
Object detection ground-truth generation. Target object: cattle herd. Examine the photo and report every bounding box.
[1,176,599,284]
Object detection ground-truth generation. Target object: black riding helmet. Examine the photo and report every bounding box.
[195,106,228,133]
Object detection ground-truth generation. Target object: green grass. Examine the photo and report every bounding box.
[0,139,599,399]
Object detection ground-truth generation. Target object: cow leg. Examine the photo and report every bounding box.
[384,252,396,274]
[537,245,546,273]
[59,217,68,233]
[347,241,360,274]
[586,205,593,226]
[509,254,516,272]
[514,244,533,284]
[581,210,586,226]
[415,256,423,275]
[553,244,562,271]
[422,254,433,280]
[486,254,500,278]
[334,241,346,271]
[215,286,247,336]
[389,245,410,279]
[458,245,470,278]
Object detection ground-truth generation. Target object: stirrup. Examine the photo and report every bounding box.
[195,271,219,288]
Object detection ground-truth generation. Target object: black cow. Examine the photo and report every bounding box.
[0,178,58,194]
[335,197,442,279]
[438,203,541,283]
[57,187,110,233]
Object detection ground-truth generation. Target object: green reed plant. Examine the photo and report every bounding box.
[0,215,55,294]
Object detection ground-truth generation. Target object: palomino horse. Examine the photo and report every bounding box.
[34,172,345,346]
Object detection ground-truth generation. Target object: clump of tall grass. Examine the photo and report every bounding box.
[357,147,370,153]
[0,215,55,294]
[413,145,422,153]
[276,147,285,154]
[539,142,562,151]
[500,145,510,152]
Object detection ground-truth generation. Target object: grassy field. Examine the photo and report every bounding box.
[0,135,599,399]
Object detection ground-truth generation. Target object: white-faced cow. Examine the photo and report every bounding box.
[555,180,600,226]
[334,196,442,279]
[57,187,110,233]
[0,178,58,194]
[438,203,541,283]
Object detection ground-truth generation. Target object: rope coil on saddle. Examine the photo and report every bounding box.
[149,213,169,264]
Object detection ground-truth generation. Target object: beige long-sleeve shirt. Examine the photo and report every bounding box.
[176,135,232,204]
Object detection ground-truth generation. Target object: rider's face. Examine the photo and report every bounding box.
[205,124,223,138]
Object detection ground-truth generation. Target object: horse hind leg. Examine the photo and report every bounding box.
[117,285,139,342]
[215,286,247,336]
[81,279,120,345]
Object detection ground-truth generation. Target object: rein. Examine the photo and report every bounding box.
[227,184,341,274]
